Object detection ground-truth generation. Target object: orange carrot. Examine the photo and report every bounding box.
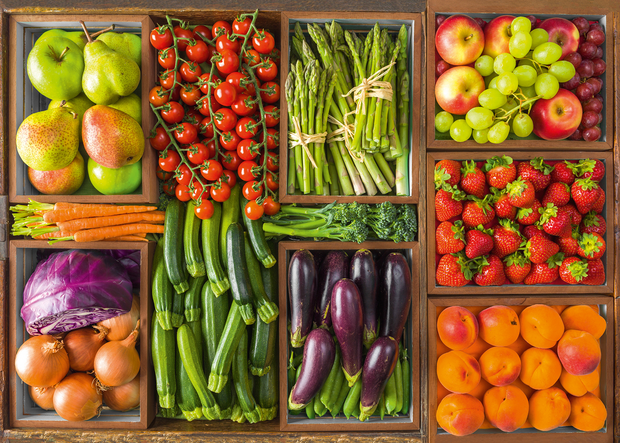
[106,236,149,242]
[73,224,164,242]
[33,230,77,239]
[57,211,165,232]
[44,205,158,223]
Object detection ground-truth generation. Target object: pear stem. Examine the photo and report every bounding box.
[90,24,115,38]
[79,20,93,43]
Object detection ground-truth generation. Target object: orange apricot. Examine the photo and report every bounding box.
[437,350,481,394]
[569,392,607,432]
[520,347,562,390]
[506,334,531,356]
[479,347,521,387]
[463,335,492,360]
[483,385,529,432]
[560,367,599,397]
[477,305,520,346]
[437,306,479,351]
[560,305,606,339]
[528,387,571,431]
[436,393,485,436]
[557,330,601,376]
[519,304,564,348]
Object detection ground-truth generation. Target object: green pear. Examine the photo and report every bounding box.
[80,21,141,105]
[83,105,144,169]
[37,25,116,52]
[49,92,94,136]
[96,32,142,67]
[108,94,142,124]
[16,105,80,171]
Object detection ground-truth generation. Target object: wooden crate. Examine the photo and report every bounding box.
[7,15,158,204]
[7,239,155,429]
[426,1,614,151]
[427,151,614,295]
[427,295,614,443]
[277,241,420,431]
[278,12,421,204]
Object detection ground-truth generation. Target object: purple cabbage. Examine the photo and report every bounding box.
[21,250,133,335]
[104,249,141,289]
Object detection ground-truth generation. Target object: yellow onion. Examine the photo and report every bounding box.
[53,373,102,421]
[15,335,69,387]
[103,373,140,411]
[64,325,108,372]
[94,320,140,387]
[98,295,140,341]
[29,385,55,410]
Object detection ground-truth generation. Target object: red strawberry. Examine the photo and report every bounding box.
[537,203,571,237]
[577,232,606,260]
[580,212,606,236]
[516,199,542,225]
[559,256,589,284]
[592,188,605,214]
[435,159,462,189]
[571,178,601,214]
[491,188,517,220]
[506,178,535,208]
[436,220,465,255]
[503,251,532,284]
[465,226,494,259]
[460,160,487,198]
[473,254,506,286]
[557,226,580,257]
[550,161,577,185]
[435,187,465,221]
[523,253,564,285]
[559,203,582,225]
[484,155,516,190]
[523,225,551,241]
[462,196,495,228]
[582,258,605,286]
[492,219,523,258]
[542,182,571,207]
[436,252,473,287]
[525,235,560,264]
[517,157,553,191]
[577,159,605,182]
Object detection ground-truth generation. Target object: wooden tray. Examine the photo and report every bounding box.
[277,240,420,431]
[426,1,614,151]
[426,295,614,443]
[7,239,155,429]
[426,151,614,295]
[278,12,421,204]
[7,15,158,204]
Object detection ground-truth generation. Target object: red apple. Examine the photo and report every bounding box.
[538,18,580,60]
[435,66,485,115]
[435,15,485,66]
[483,15,515,58]
[531,89,583,140]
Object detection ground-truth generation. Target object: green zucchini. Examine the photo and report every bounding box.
[152,239,173,330]
[175,321,203,421]
[220,183,241,271]
[231,328,262,423]
[208,302,246,393]
[226,223,256,325]
[201,201,230,296]
[160,405,180,418]
[177,324,221,420]
[184,275,206,323]
[184,201,206,278]
[151,316,176,408]
[254,366,278,421]
[164,199,189,294]
[241,196,276,268]
[249,263,278,376]
[231,402,246,423]
[171,287,184,328]
[244,232,279,323]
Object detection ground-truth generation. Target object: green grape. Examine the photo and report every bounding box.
[535,73,560,99]
[509,31,532,59]
[487,121,510,144]
[488,76,499,90]
[530,28,549,50]
[475,55,495,77]
[513,65,538,87]
[435,111,454,133]
[466,107,495,130]
[548,60,576,83]
[478,88,508,110]
[485,72,499,88]
[511,16,532,34]
[533,42,562,65]
[450,119,472,142]
[494,53,516,75]
[496,72,519,95]
[512,113,534,137]
[473,128,489,144]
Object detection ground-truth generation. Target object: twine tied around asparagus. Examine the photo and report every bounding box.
[327,115,364,163]
[342,60,396,115]
[288,116,325,168]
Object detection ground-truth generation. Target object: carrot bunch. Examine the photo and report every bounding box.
[11,200,165,243]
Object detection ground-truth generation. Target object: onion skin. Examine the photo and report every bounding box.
[64,326,108,372]
[98,295,140,341]
[53,373,102,421]
[94,320,141,387]
[103,374,140,411]
[29,385,55,410]
[15,335,69,388]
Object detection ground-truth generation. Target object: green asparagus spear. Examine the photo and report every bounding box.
[293,65,304,191]
[285,72,297,194]
[314,68,327,194]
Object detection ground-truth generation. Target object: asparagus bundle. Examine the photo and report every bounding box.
[287,21,411,197]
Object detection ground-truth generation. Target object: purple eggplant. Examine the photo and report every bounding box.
[331,279,363,386]
[288,250,317,348]
[359,336,399,421]
[350,249,378,348]
[314,251,349,328]
[379,253,411,343]
[288,328,335,410]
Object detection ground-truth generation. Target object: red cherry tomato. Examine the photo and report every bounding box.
[158,47,176,69]
[198,94,221,117]
[180,83,201,106]
[169,84,182,101]
[212,21,232,38]
[237,139,259,160]
[200,116,214,138]
[205,140,217,159]
[236,117,258,139]
[149,86,171,107]
[175,183,191,201]
[252,30,275,54]
[226,72,246,94]
[220,130,242,151]
[214,82,238,107]
[233,16,252,35]
[161,101,185,124]
[157,166,173,181]
[198,72,221,94]
[222,151,242,171]
[186,40,210,64]
[266,172,279,192]
[173,122,198,144]
[159,150,181,172]
[193,25,212,42]
[173,26,193,52]
[220,169,237,188]
[265,153,279,172]
[159,69,178,89]
[183,108,203,132]
[260,82,280,104]
[264,105,280,127]
[180,62,202,83]
[256,58,278,82]
[260,128,279,150]
[243,180,263,200]
[216,49,240,75]
[150,27,173,50]
[187,142,210,165]
[231,94,257,117]
[194,199,215,219]
[216,35,241,54]
[245,199,264,220]
[163,180,176,196]
[214,108,238,132]
[175,163,192,186]
[190,179,205,201]
[262,195,280,215]
[243,49,261,67]
[150,126,171,151]
[238,160,259,181]
[268,48,281,66]
[201,160,224,181]
[211,181,231,202]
